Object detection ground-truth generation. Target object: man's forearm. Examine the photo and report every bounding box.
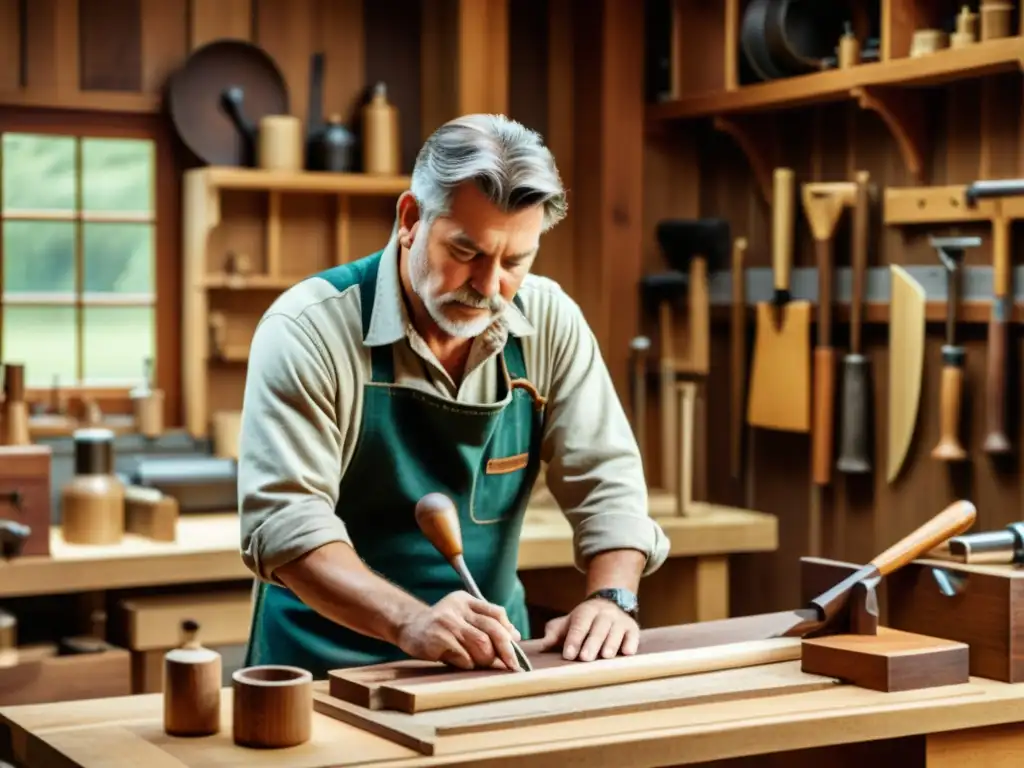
[584,548,647,594]
[273,541,427,646]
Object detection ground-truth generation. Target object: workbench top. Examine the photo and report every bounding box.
[0,494,777,598]
[2,661,1021,768]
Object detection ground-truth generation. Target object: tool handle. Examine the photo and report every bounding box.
[414,493,463,561]
[836,354,871,474]
[815,238,833,345]
[984,214,1012,454]
[850,171,870,354]
[730,237,748,481]
[931,347,967,462]
[811,347,836,486]
[870,500,976,576]
[771,168,795,295]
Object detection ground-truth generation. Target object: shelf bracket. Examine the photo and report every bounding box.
[712,114,778,204]
[851,86,929,184]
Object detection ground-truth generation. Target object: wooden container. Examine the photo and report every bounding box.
[980,0,1012,40]
[258,115,303,171]
[232,665,313,748]
[163,620,222,736]
[124,486,178,542]
[61,428,125,545]
[887,559,1024,682]
[0,642,131,706]
[1,363,29,446]
[362,82,400,175]
[0,445,51,556]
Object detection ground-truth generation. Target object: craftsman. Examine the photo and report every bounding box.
[237,113,670,679]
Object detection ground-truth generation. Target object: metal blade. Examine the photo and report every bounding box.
[631,610,823,654]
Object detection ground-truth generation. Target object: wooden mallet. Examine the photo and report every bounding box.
[414,493,533,672]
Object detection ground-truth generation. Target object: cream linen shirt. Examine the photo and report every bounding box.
[237,237,670,585]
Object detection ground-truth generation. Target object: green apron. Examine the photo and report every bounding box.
[244,250,544,679]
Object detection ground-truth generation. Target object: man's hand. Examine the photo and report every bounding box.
[396,591,524,671]
[539,597,640,661]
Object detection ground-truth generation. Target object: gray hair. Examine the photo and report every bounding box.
[409,114,567,232]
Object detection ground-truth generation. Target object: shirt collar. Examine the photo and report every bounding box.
[363,235,536,347]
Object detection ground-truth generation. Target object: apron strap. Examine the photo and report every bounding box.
[503,295,529,381]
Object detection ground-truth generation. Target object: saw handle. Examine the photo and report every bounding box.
[771,168,795,298]
[983,214,1011,454]
[932,346,967,462]
[870,500,976,576]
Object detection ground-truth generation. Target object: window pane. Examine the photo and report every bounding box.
[83,305,154,384]
[2,133,77,212]
[2,306,77,386]
[82,138,154,214]
[83,223,153,294]
[2,221,76,295]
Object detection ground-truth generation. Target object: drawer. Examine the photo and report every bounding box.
[0,642,131,706]
[114,588,253,651]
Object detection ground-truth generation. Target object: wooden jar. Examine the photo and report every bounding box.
[258,115,303,171]
[61,428,125,545]
[164,620,222,737]
[1,364,29,446]
[232,665,312,748]
[980,0,1012,40]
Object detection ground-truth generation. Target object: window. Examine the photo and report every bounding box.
[0,132,156,389]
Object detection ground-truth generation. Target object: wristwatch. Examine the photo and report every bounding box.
[586,588,639,621]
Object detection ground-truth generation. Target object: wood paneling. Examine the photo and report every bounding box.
[23,0,78,92]
[508,0,549,137]
[139,0,188,94]
[363,0,422,174]
[0,0,21,91]
[79,0,142,92]
[187,0,253,49]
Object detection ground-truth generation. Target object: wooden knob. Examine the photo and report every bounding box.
[414,493,463,561]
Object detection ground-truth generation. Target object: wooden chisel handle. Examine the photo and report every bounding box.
[983,214,1011,454]
[730,237,748,481]
[870,499,976,576]
[931,346,967,462]
[812,237,835,487]
[772,169,795,300]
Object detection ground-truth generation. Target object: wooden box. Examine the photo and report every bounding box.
[887,560,1024,683]
[0,642,131,705]
[0,445,52,557]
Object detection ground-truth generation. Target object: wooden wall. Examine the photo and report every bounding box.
[643,51,1024,613]
[0,0,648,424]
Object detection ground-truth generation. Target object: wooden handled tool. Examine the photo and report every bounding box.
[886,266,926,484]
[801,180,857,486]
[730,237,748,482]
[747,168,811,433]
[629,336,651,471]
[837,171,873,474]
[984,211,1012,454]
[929,237,980,462]
[414,493,533,672]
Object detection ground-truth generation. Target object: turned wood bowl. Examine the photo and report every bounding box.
[232,665,313,748]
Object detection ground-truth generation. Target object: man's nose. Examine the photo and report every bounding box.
[471,259,501,298]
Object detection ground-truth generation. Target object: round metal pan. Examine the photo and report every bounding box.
[741,0,846,81]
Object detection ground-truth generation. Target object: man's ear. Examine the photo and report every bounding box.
[396,192,421,249]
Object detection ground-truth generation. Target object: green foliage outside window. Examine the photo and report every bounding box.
[1,133,156,387]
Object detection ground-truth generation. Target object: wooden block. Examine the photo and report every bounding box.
[888,559,1024,682]
[0,643,131,705]
[124,489,178,542]
[801,627,969,692]
[0,445,52,557]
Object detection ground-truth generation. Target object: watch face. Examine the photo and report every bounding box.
[594,588,638,616]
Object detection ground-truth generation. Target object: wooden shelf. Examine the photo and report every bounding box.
[202,274,296,291]
[647,37,1024,122]
[194,166,412,196]
[647,36,1024,199]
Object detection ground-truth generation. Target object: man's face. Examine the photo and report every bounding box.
[400,183,543,338]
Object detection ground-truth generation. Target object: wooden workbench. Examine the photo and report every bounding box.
[0,493,776,627]
[1,660,1021,767]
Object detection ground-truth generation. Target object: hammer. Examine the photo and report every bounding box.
[414,493,533,672]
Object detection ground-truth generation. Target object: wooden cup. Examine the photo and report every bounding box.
[163,621,222,737]
[232,665,313,749]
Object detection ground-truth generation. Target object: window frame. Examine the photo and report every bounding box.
[0,107,180,426]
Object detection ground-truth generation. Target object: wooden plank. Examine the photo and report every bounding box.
[313,0,365,125]
[372,639,802,713]
[0,0,21,91]
[313,662,839,755]
[23,0,79,92]
[187,0,252,50]
[253,0,314,122]
[457,0,508,115]
[140,0,189,93]
[79,0,143,92]
[420,0,458,137]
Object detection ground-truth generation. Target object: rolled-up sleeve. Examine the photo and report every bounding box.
[536,291,670,576]
[238,312,351,583]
